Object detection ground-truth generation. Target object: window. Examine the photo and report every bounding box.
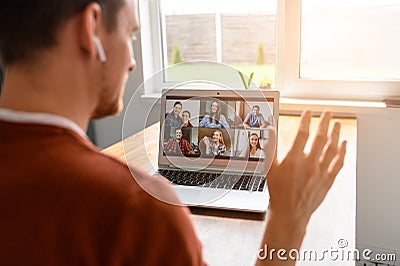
[301,0,400,81]
[139,0,277,91]
[282,0,400,101]
[139,0,400,101]
[160,0,276,87]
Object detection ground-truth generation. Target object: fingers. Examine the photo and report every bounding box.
[327,140,347,184]
[290,110,312,154]
[320,122,341,171]
[308,111,332,162]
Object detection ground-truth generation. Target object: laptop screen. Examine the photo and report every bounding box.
[160,90,278,165]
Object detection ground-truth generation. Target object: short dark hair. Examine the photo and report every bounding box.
[173,101,182,107]
[252,105,260,110]
[0,0,125,67]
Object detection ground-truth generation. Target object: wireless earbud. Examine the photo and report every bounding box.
[93,36,107,63]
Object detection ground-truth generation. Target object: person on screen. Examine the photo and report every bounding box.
[163,128,192,156]
[165,101,183,127]
[181,110,193,127]
[200,130,226,156]
[240,133,265,158]
[181,110,193,142]
[199,100,229,128]
[243,105,268,128]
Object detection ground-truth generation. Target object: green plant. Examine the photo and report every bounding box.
[238,71,254,90]
[255,43,266,65]
[171,44,182,64]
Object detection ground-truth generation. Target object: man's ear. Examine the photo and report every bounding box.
[79,2,103,61]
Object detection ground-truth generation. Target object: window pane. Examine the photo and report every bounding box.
[301,0,400,80]
[160,0,277,87]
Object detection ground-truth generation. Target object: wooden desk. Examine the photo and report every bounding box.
[103,115,357,266]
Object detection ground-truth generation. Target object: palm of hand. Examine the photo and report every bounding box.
[265,111,346,225]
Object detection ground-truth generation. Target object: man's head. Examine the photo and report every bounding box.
[175,128,182,140]
[0,0,140,120]
[0,0,124,67]
[252,105,260,116]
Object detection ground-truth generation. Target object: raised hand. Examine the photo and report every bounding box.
[256,110,347,266]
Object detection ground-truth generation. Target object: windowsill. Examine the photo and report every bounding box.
[140,93,391,115]
[278,97,387,116]
[140,93,161,102]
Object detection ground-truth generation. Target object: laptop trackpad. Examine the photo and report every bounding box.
[173,186,201,204]
[195,189,230,204]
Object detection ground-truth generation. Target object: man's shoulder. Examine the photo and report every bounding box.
[181,138,190,143]
[2,122,188,219]
[0,122,166,202]
[1,120,185,200]
[0,123,204,264]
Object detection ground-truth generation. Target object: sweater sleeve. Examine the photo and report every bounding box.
[116,175,206,266]
[220,115,229,129]
[199,115,208,128]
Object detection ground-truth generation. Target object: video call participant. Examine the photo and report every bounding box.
[165,101,183,127]
[199,100,229,129]
[163,128,192,156]
[181,110,193,142]
[200,130,226,156]
[181,110,193,127]
[243,105,268,128]
[240,133,265,158]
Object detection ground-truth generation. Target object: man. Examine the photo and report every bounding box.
[163,128,192,156]
[243,105,268,128]
[0,1,202,265]
[165,101,183,127]
[0,1,346,266]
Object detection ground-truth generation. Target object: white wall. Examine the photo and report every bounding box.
[357,110,400,253]
[281,105,400,256]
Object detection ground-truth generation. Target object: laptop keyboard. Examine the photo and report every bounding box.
[157,169,266,192]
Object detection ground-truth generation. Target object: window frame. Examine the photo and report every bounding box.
[281,0,400,101]
[139,0,400,101]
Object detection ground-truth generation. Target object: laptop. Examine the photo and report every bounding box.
[155,89,279,213]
